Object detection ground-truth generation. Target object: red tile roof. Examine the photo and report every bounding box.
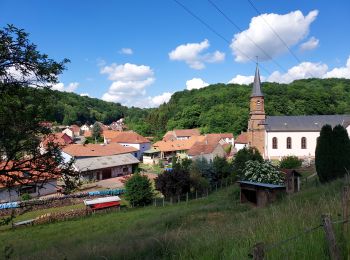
[235,132,248,144]
[41,133,73,148]
[187,142,219,156]
[104,130,150,144]
[174,129,200,137]
[62,143,138,157]
[0,161,59,189]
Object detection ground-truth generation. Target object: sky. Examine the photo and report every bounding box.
[1,0,350,108]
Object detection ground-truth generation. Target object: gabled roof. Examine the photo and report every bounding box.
[0,161,59,189]
[237,181,285,189]
[235,132,248,144]
[154,136,206,152]
[74,153,139,172]
[187,142,220,156]
[174,129,200,137]
[265,115,350,132]
[103,130,150,144]
[206,133,233,140]
[62,143,138,157]
[41,133,73,148]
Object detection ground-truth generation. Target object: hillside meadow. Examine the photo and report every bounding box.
[0,178,349,259]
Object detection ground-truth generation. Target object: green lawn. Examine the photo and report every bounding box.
[0,179,349,259]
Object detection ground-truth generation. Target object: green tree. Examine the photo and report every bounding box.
[91,122,102,142]
[124,174,153,207]
[212,156,234,182]
[243,160,284,185]
[331,125,350,179]
[233,147,263,179]
[0,24,76,195]
[279,156,302,169]
[155,167,191,198]
[315,125,335,183]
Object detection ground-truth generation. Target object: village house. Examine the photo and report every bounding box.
[150,134,230,164]
[40,133,73,154]
[244,65,350,160]
[80,124,90,133]
[0,162,58,203]
[62,128,74,139]
[70,124,81,137]
[109,118,125,131]
[103,130,151,160]
[163,129,201,141]
[234,132,248,152]
[62,143,139,181]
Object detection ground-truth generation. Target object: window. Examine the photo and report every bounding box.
[301,137,307,149]
[286,137,292,149]
[272,137,278,149]
[19,185,36,195]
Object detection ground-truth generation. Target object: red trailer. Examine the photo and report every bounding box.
[84,196,121,210]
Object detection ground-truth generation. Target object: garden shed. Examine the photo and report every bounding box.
[280,169,302,193]
[237,181,286,207]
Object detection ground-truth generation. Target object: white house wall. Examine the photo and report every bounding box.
[265,131,320,159]
[119,142,151,160]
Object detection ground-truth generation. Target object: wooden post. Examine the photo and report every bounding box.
[195,190,198,200]
[252,243,265,260]
[322,214,341,260]
[178,195,180,203]
[162,197,165,207]
[186,192,188,203]
[342,186,349,233]
[207,189,209,197]
[216,183,218,191]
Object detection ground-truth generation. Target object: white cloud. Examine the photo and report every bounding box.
[228,75,266,85]
[169,39,225,69]
[52,82,79,92]
[149,92,173,107]
[119,48,133,55]
[186,78,209,90]
[231,10,318,62]
[299,37,319,51]
[80,93,90,97]
[101,63,159,107]
[267,62,328,83]
[323,56,350,79]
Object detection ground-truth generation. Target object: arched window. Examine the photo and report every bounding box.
[286,137,292,149]
[301,137,307,149]
[272,137,278,149]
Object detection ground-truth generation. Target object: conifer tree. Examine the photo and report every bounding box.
[315,124,336,182]
[332,124,350,178]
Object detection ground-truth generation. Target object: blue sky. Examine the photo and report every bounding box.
[1,0,350,107]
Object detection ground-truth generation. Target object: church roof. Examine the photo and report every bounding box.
[251,65,264,97]
[265,115,350,132]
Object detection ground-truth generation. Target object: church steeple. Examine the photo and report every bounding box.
[247,63,266,158]
[251,64,264,97]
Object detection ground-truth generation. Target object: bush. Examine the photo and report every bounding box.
[279,156,302,169]
[124,174,153,207]
[233,147,263,179]
[21,193,32,201]
[243,160,284,185]
[155,168,191,198]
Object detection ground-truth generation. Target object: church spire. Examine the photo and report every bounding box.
[251,64,264,97]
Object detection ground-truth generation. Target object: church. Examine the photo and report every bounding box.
[246,65,350,160]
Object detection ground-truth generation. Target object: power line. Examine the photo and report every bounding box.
[207,0,288,73]
[172,0,271,75]
[246,0,302,64]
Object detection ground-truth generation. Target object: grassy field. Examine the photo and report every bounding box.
[0,178,349,259]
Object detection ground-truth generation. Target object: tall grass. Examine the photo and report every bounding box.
[0,179,349,259]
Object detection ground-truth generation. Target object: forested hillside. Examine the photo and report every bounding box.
[134,78,350,138]
[30,78,350,137]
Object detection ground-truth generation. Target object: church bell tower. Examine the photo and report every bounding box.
[247,64,266,157]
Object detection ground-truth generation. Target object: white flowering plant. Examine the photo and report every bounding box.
[243,160,285,185]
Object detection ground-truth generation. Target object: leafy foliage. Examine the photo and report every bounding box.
[0,24,76,198]
[233,147,263,178]
[243,160,285,185]
[91,122,102,141]
[155,167,191,198]
[279,156,302,169]
[124,174,153,207]
[316,124,350,183]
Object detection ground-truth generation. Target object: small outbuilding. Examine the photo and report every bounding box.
[237,181,286,207]
[280,169,302,193]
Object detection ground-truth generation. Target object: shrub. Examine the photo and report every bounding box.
[155,168,191,198]
[21,193,32,201]
[243,160,284,185]
[233,147,263,178]
[124,174,153,207]
[279,156,302,169]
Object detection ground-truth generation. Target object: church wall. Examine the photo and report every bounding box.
[265,131,320,159]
